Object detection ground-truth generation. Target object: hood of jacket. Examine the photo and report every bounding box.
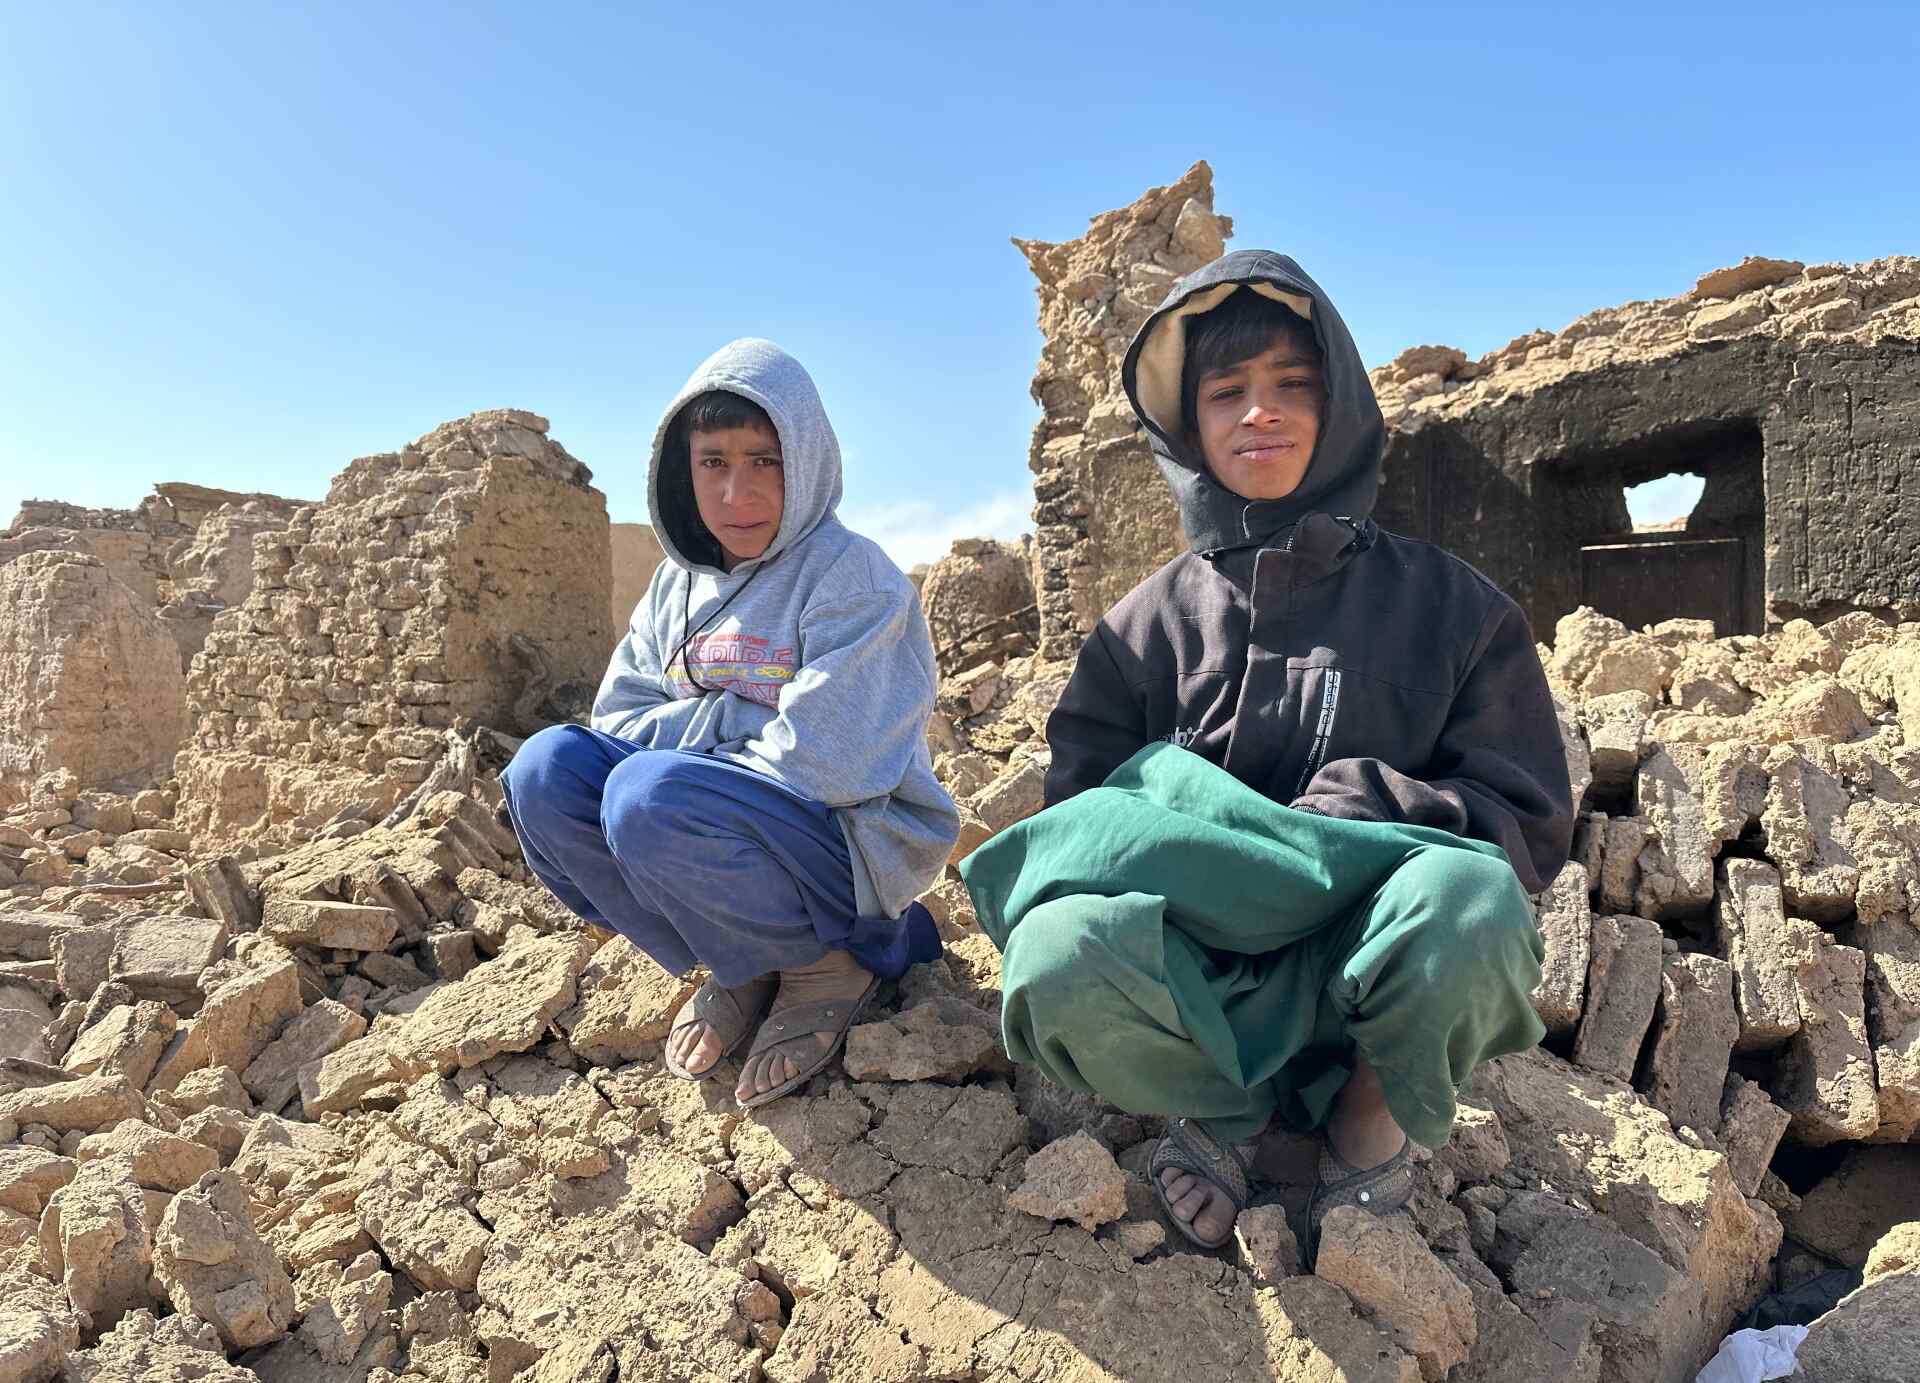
[1121,250,1386,555]
[647,337,845,576]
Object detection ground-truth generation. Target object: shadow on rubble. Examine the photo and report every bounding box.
[578,943,1438,1383]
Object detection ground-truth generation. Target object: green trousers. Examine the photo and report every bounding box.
[960,744,1546,1148]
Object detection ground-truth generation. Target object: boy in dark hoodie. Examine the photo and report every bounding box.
[961,253,1573,1255]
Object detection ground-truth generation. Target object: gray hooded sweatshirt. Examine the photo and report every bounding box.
[591,338,959,920]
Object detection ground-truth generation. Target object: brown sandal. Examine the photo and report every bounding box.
[663,975,777,1080]
[734,974,881,1110]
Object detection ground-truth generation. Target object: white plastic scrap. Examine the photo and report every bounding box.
[1693,1325,1809,1383]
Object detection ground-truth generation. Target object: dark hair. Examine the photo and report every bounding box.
[658,389,778,568]
[1180,288,1321,437]
[679,389,775,437]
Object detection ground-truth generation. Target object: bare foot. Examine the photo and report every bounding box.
[1159,1167,1238,1243]
[734,949,874,1104]
[666,976,774,1079]
[665,1005,726,1077]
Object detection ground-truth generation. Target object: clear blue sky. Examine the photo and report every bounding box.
[4,2,1915,565]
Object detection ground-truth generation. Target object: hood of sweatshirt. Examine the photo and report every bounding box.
[1121,250,1386,556]
[647,338,846,576]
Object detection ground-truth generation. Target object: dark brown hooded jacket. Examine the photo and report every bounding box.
[1044,250,1574,894]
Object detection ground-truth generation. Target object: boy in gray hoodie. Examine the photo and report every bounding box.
[502,339,959,1108]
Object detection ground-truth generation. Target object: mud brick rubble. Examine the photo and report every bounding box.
[3,181,1918,1382]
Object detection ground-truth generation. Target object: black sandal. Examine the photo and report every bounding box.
[1305,1137,1414,1267]
[1148,1118,1252,1249]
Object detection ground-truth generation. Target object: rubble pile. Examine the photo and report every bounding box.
[2,585,1911,1380]
[173,410,613,856]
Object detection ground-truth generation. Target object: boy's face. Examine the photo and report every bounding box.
[1193,334,1323,501]
[690,422,784,569]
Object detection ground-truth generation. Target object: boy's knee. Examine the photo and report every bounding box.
[502,724,600,816]
[600,751,720,853]
[1003,897,1120,1002]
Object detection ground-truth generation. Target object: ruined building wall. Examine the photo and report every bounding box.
[0,552,190,807]
[608,522,665,642]
[2,484,310,667]
[1018,161,1231,659]
[175,409,612,852]
[1372,256,1920,636]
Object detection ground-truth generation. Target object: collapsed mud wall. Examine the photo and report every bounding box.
[174,410,612,853]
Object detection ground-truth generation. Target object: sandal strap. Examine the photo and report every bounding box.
[744,991,870,1058]
[1149,1118,1251,1211]
[1309,1140,1414,1225]
[674,976,775,1047]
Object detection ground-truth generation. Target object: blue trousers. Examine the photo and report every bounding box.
[500,724,939,986]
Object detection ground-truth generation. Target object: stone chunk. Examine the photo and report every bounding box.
[1717,1075,1791,1198]
[38,1155,160,1333]
[1470,1048,1778,1354]
[106,915,226,1005]
[1314,1206,1476,1381]
[1579,691,1653,793]
[1714,857,1801,1051]
[242,999,368,1111]
[1762,750,1859,921]
[76,1119,218,1192]
[59,1309,258,1382]
[560,936,697,1065]
[1843,912,1920,1140]
[153,1169,296,1349]
[1642,951,1737,1136]
[622,1137,746,1245]
[1530,859,1591,1036]
[297,1032,407,1116]
[1769,926,1879,1145]
[354,1161,491,1292]
[1693,256,1803,299]
[0,1073,147,1134]
[844,998,1003,1083]
[261,898,398,953]
[62,1001,177,1091]
[0,1145,76,1214]
[1506,1212,1705,1383]
[1572,914,1663,1081]
[154,960,302,1094]
[0,978,54,1065]
[295,1251,392,1365]
[972,757,1046,834]
[1233,1202,1302,1283]
[1633,746,1715,917]
[386,930,596,1076]
[184,855,261,931]
[155,1063,251,1116]
[0,1265,82,1382]
[1008,1131,1127,1231]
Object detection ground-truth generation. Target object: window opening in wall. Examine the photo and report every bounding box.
[1542,422,1765,637]
[1623,473,1705,532]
